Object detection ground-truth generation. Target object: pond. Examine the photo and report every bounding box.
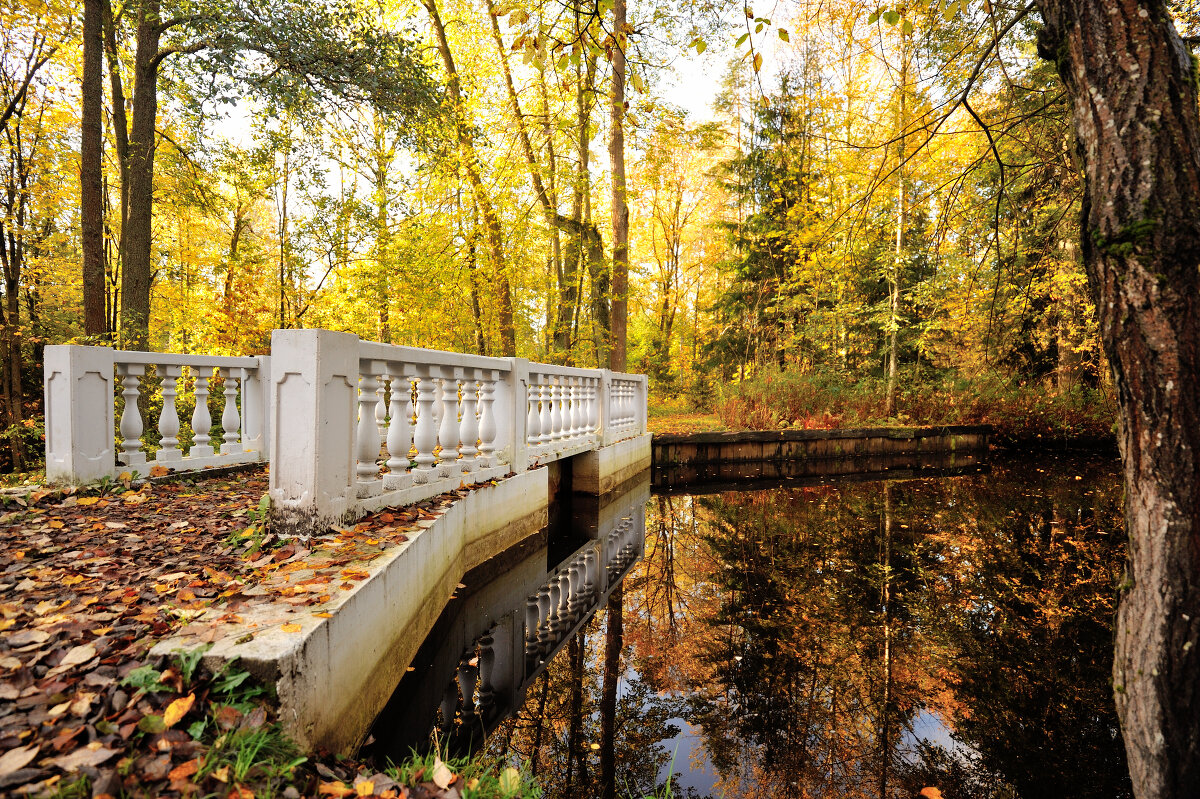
[367,453,1131,798]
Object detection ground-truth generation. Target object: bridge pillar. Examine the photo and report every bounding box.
[268,329,360,538]
[44,345,116,484]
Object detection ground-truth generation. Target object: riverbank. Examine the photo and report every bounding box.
[651,370,1117,449]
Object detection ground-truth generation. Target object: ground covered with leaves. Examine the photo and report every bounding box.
[0,467,538,798]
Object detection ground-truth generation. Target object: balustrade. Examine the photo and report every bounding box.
[45,330,649,540]
[44,346,269,483]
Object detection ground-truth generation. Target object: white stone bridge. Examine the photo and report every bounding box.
[44,328,650,536]
[43,329,651,752]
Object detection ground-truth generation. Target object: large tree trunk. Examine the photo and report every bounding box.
[81,0,107,337]
[120,0,162,350]
[608,0,629,372]
[1034,1,1200,795]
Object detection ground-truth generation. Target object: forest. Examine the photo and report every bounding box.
[4,0,1173,477]
[6,1,1200,796]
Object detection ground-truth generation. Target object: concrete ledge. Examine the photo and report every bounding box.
[652,424,992,446]
[571,433,652,495]
[654,451,988,493]
[652,425,992,468]
[153,469,548,754]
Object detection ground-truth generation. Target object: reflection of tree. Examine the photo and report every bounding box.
[680,485,920,798]
[632,454,1129,799]
[906,457,1133,799]
[485,611,686,798]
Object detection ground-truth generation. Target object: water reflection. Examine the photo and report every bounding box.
[367,475,650,765]
[377,454,1131,799]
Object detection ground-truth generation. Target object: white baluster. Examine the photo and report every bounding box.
[432,378,443,427]
[615,381,625,430]
[538,381,553,447]
[156,364,182,462]
[569,378,582,439]
[376,375,388,441]
[554,572,571,631]
[619,382,630,430]
[536,585,553,653]
[549,378,563,444]
[385,370,413,490]
[587,378,599,438]
[438,374,461,477]
[117,363,145,466]
[525,379,540,451]
[357,368,381,484]
[477,372,498,468]
[457,656,479,723]
[219,369,243,454]
[477,631,496,713]
[557,378,569,441]
[191,369,214,457]
[547,578,563,632]
[412,371,438,483]
[525,596,540,660]
[459,373,479,473]
[567,560,583,614]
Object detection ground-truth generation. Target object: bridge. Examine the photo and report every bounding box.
[42,328,651,751]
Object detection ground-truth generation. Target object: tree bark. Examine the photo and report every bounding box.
[119,0,163,350]
[101,0,129,235]
[1034,1,1200,795]
[608,0,629,372]
[82,0,107,337]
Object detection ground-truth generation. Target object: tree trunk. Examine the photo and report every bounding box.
[884,16,907,417]
[423,0,516,355]
[1034,2,1200,796]
[81,0,107,337]
[467,199,488,356]
[374,127,392,344]
[101,0,129,229]
[120,0,162,350]
[565,631,586,792]
[608,0,629,372]
[599,585,623,799]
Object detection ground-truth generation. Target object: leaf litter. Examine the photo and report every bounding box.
[0,465,515,797]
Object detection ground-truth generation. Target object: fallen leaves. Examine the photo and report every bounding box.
[0,744,39,776]
[162,693,195,728]
[0,465,508,798]
[431,756,455,790]
[47,743,120,772]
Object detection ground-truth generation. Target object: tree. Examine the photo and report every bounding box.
[608,0,629,372]
[1030,0,1200,795]
[81,0,106,336]
[96,0,436,349]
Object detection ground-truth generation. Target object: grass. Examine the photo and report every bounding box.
[387,749,540,798]
[648,397,726,435]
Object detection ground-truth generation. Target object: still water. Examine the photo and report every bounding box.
[369,454,1131,798]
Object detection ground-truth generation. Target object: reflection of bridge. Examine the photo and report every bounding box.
[48,330,652,753]
[369,474,649,761]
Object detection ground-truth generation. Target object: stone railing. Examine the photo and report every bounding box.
[44,346,270,483]
[44,329,649,535]
[269,329,647,536]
